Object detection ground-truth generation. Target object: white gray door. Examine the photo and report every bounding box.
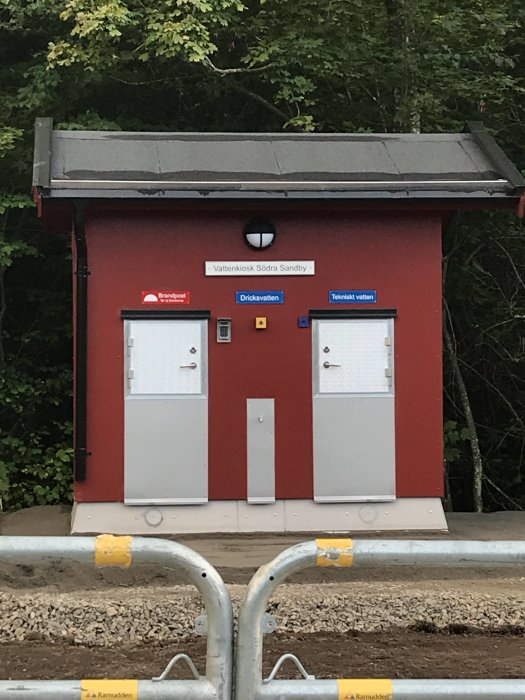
[313,318,395,502]
[124,319,208,504]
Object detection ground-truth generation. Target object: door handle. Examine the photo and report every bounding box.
[323,361,341,368]
[180,362,198,369]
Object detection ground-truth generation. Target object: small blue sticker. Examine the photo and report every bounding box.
[236,290,284,304]
[329,290,377,304]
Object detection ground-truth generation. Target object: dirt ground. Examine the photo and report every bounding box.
[3,505,525,587]
[2,629,525,680]
[2,506,525,681]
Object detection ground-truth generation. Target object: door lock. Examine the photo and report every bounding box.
[180,362,198,369]
[323,361,341,368]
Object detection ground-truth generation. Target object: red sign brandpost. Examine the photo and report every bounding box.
[141,290,190,304]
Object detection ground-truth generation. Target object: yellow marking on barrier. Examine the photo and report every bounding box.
[316,538,353,567]
[81,680,138,700]
[95,534,133,568]
[338,679,393,700]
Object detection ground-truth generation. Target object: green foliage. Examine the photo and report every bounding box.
[0,238,73,508]
[0,127,22,155]
[47,0,246,69]
[444,420,472,465]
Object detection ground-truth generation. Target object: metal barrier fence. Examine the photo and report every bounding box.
[3,536,525,699]
[235,538,525,700]
[0,535,233,700]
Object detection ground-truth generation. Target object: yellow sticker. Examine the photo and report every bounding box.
[338,679,393,700]
[81,680,138,700]
[316,538,353,567]
[95,534,133,568]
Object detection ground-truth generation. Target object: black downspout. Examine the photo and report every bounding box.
[73,202,88,481]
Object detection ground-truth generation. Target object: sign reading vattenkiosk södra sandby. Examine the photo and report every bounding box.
[329,290,377,303]
[205,260,315,276]
[236,290,284,304]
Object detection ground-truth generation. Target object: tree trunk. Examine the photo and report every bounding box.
[0,266,6,367]
[443,320,484,512]
[384,0,420,132]
[443,460,453,512]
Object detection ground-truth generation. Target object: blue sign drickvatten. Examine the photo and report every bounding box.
[236,290,284,304]
[329,290,377,304]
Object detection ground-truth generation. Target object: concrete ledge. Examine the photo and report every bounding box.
[71,498,447,534]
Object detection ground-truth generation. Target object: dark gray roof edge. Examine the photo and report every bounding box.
[467,122,525,189]
[51,130,476,142]
[47,179,511,192]
[33,117,53,187]
[39,187,519,201]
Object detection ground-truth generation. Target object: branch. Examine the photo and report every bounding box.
[215,74,289,121]
[492,238,525,294]
[203,56,274,75]
[109,76,166,86]
[200,57,290,122]
[458,356,525,432]
[484,474,523,510]
[464,240,486,268]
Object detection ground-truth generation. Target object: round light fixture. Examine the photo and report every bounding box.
[244,218,276,249]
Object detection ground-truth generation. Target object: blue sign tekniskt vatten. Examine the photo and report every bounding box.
[329,290,377,304]
[236,290,284,304]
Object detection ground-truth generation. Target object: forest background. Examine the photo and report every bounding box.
[0,0,524,513]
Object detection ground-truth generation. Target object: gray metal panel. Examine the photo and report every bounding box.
[159,140,279,179]
[247,399,275,503]
[459,137,496,174]
[272,139,399,178]
[52,132,161,181]
[385,136,498,179]
[313,396,395,501]
[124,398,208,504]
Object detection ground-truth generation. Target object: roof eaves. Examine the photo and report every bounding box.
[48,178,510,191]
[41,187,516,201]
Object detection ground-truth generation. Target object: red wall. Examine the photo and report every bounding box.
[74,204,443,502]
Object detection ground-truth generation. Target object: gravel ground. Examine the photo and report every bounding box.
[1,582,525,647]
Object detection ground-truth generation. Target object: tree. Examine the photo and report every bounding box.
[0,0,523,509]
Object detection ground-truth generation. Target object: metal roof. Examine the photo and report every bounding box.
[33,118,524,201]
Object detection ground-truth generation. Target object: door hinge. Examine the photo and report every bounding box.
[385,367,392,384]
[127,337,134,347]
[127,368,134,389]
[384,336,392,347]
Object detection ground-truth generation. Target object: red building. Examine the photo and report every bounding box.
[33,120,525,534]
